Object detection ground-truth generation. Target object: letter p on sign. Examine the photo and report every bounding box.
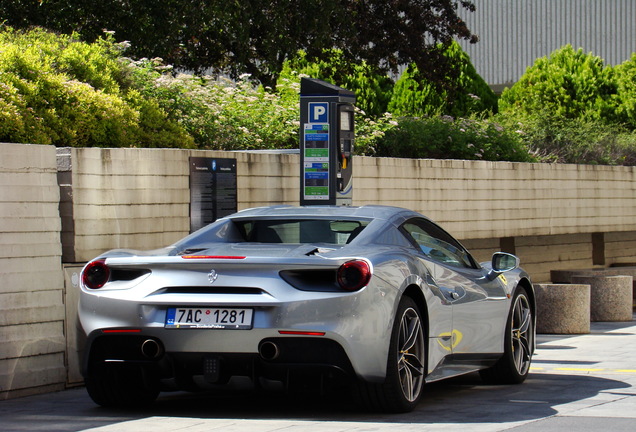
[309,102,328,123]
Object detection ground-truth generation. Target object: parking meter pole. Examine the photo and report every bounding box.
[299,78,356,206]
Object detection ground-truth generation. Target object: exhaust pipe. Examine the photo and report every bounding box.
[141,339,163,359]
[259,341,280,361]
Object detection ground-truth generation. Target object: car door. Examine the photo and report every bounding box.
[400,218,508,356]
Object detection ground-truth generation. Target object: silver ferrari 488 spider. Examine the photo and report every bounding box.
[79,205,535,412]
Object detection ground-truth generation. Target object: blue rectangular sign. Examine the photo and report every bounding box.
[308,102,329,123]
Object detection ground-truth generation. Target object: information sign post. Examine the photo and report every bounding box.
[189,157,237,232]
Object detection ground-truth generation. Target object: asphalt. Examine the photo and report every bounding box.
[2,314,636,432]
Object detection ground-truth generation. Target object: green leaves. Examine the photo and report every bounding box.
[372,115,533,162]
[388,42,497,118]
[615,53,636,128]
[2,1,477,89]
[499,45,619,123]
[0,27,192,147]
[498,45,636,165]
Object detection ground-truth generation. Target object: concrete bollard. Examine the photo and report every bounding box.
[551,268,636,305]
[534,284,591,334]
[570,275,633,322]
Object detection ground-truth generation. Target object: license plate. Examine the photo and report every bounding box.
[165,307,253,329]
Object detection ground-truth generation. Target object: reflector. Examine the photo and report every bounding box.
[278,330,326,336]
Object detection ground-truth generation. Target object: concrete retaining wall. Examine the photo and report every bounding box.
[0,144,66,400]
[61,148,636,266]
[3,143,636,398]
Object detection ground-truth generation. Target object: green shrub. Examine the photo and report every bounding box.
[0,79,51,144]
[373,115,534,162]
[508,114,636,165]
[0,27,193,147]
[388,42,498,117]
[615,53,636,128]
[499,45,619,123]
[279,50,394,117]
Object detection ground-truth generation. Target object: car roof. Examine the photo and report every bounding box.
[227,205,422,221]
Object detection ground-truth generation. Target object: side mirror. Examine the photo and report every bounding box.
[487,252,520,280]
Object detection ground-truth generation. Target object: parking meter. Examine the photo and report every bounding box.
[299,78,356,206]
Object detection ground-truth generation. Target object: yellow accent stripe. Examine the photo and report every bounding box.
[555,367,604,372]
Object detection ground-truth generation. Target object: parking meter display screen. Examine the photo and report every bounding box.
[303,123,330,200]
[340,111,352,131]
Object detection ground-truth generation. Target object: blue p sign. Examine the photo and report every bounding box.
[309,102,329,123]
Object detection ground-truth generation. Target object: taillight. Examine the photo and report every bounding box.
[82,259,110,289]
[337,260,371,291]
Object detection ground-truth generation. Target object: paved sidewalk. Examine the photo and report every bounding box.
[2,315,636,432]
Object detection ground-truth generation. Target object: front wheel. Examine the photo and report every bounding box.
[480,286,534,384]
[356,296,426,412]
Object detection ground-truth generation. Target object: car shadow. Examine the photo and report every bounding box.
[84,369,629,425]
[84,319,634,425]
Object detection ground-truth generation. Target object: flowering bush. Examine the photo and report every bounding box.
[139,72,301,150]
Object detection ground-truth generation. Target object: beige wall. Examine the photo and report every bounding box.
[61,148,300,262]
[3,143,636,398]
[63,148,636,277]
[356,157,636,239]
[0,144,66,400]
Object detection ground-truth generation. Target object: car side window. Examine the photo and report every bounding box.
[401,219,476,269]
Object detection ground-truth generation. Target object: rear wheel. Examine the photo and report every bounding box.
[85,365,159,408]
[356,296,426,412]
[480,287,534,384]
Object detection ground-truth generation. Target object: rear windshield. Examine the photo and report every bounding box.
[235,219,370,245]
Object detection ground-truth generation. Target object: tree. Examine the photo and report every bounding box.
[1,0,477,87]
[388,41,497,117]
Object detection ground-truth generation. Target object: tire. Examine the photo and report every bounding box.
[480,286,534,384]
[356,296,426,413]
[85,365,159,408]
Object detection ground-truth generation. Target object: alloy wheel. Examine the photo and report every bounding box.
[510,293,533,376]
[397,307,425,402]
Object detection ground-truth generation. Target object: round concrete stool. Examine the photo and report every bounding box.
[571,275,633,322]
[534,284,590,334]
